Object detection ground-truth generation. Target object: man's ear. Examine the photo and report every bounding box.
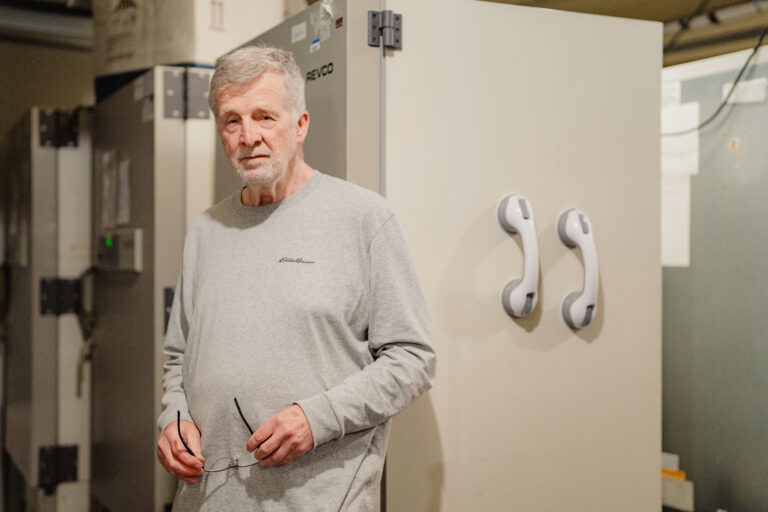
[296,111,310,144]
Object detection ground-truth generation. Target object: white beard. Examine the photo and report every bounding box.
[235,158,285,185]
[232,139,297,186]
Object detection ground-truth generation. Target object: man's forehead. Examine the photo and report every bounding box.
[218,72,286,104]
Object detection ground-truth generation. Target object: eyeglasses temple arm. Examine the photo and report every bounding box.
[177,410,196,456]
[234,397,254,435]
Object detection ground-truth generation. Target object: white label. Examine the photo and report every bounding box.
[100,150,117,230]
[662,452,680,471]
[662,81,681,107]
[662,478,694,511]
[291,21,307,43]
[722,76,767,104]
[319,23,331,42]
[661,173,691,267]
[133,78,144,102]
[309,39,320,53]
[116,159,132,225]
[661,102,699,268]
[141,97,154,123]
[209,0,225,30]
[661,102,699,176]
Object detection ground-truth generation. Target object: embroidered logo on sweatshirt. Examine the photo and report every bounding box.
[279,257,315,264]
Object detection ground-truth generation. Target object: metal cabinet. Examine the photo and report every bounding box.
[90,66,217,512]
[3,107,92,512]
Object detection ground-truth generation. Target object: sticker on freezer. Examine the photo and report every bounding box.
[291,21,307,43]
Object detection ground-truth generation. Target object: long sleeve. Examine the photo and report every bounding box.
[157,257,193,432]
[296,214,436,448]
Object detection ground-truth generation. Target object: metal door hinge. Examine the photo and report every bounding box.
[186,69,212,120]
[39,445,78,495]
[40,278,81,315]
[164,68,211,120]
[163,69,185,119]
[39,109,79,148]
[368,10,402,50]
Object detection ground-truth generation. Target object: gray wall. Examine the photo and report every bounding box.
[663,61,768,512]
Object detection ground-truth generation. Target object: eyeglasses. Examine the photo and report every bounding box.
[177,397,260,473]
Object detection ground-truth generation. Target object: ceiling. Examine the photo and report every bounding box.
[492,0,768,65]
[494,0,747,23]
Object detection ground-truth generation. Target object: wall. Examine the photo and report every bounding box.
[662,50,768,512]
[0,39,94,162]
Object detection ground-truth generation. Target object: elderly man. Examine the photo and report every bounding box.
[155,46,435,511]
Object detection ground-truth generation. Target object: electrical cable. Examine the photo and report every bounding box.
[664,0,712,53]
[662,25,768,137]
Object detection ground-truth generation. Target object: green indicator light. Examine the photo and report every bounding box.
[105,237,113,248]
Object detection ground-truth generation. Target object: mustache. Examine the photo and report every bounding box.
[236,149,270,159]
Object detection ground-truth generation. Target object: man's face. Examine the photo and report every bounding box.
[216,72,308,186]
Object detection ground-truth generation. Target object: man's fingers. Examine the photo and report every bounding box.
[253,432,281,461]
[160,419,205,473]
[172,438,205,469]
[247,419,274,452]
[249,405,314,468]
[167,453,205,478]
[259,442,294,467]
[179,423,204,458]
[158,434,204,480]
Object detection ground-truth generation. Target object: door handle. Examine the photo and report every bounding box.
[557,209,598,330]
[497,194,539,318]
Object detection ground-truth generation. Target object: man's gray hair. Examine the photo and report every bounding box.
[208,45,306,119]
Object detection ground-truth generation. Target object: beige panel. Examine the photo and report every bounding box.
[28,108,58,497]
[384,1,661,511]
[56,109,93,511]
[191,0,284,63]
[92,0,284,76]
[345,0,382,193]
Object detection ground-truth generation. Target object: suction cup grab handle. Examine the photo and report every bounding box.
[558,209,598,329]
[497,194,539,318]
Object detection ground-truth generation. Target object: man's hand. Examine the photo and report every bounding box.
[157,420,205,483]
[247,404,314,467]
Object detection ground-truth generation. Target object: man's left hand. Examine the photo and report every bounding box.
[247,404,314,467]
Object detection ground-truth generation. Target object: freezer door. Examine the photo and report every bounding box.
[383,2,662,511]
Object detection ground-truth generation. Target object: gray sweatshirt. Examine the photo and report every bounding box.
[158,171,436,511]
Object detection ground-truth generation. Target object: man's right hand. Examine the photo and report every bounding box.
[157,420,205,483]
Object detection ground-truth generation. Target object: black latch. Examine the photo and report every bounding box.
[39,445,78,495]
[39,109,79,148]
[368,10,403,50]
[164,287,175,334]
[40,278,82,315]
